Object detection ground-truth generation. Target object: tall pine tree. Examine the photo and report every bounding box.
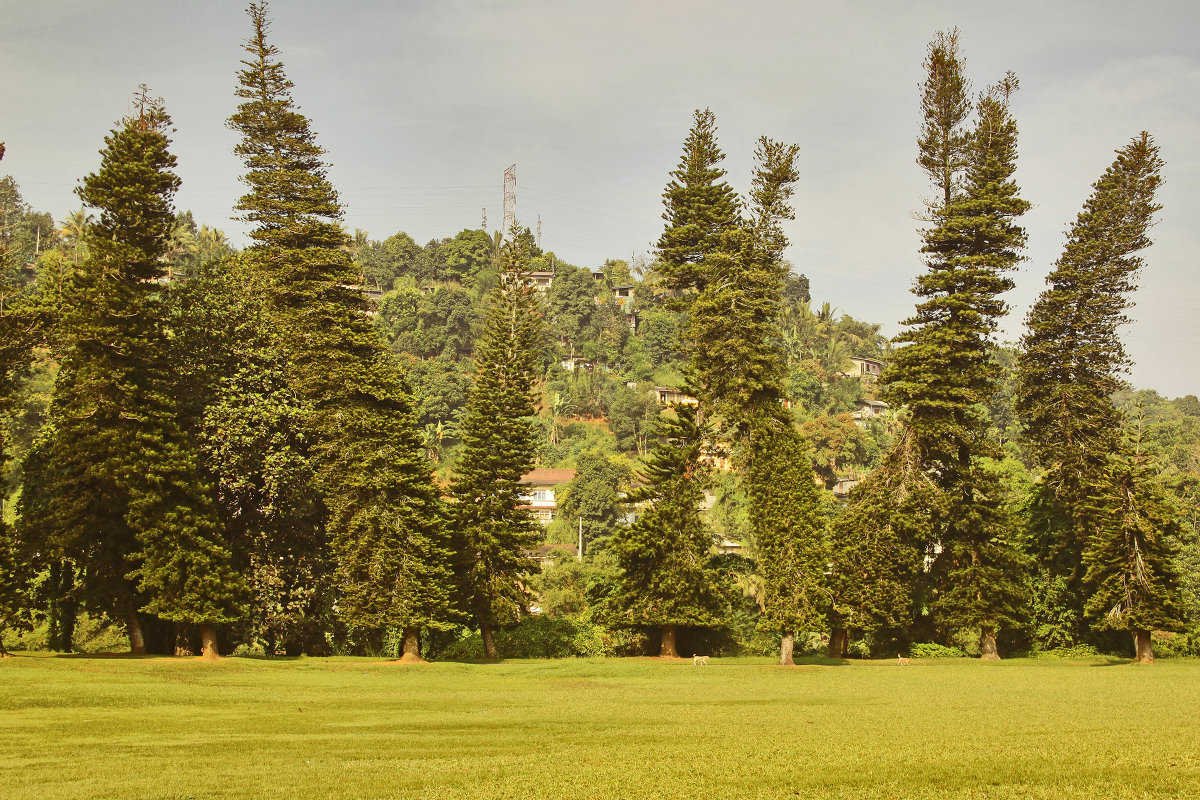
[656,108,741,299]
[450,230,545,659]
[229,2,451,658]
[749,417,827,665]
[28,93,242,656]
[827,428,937,657]
[882,45,1031,658]
[604,404,735,658]
[1082,420,1186,663]
[1016,134,1165,648]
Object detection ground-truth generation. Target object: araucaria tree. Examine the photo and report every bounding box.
[749,417,827,665]
[230,2,452,659]
[827,429,938,657]
[656,108,741,300]
[656,111,824,665]
[450,231,545,660]
[882,34,1030,659]
[605,405,734,658]
[1015,134,1168,650]
[1082,423,1186,664]
[29,93,242,657]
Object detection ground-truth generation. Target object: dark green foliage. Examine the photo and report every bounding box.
[749,417,827,637]
[166,247,331,652]
[604,405,734,630]
[685,137,799,428]
[881,43,1032,651]
[884,73,1029,474]
[546,263,598,356]
[1016,134,1165,615]
[555,451,631,551]
[230,3,452,638]
[926,460,1029,639]
[656,108,741,297]
[608,382,659,456]
[26,97,243,638]
[450,232,546,638]
[439,228,492,285]
[917,28,972,210]
[829,430,935,634]
[1083,437,1186,635]
[360,231,420,290]
[229,3,343,251]
[377,283,476,360]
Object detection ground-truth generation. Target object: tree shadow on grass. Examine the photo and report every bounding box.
[784,656,851,667]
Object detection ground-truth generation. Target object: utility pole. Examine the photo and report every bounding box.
[503,164,516,236]
[578,517,584,562]
[537,215,542,251]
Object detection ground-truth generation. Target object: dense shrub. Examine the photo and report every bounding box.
[908,642,966,659]
[1026,644,1101,659]
[437,616,619,660]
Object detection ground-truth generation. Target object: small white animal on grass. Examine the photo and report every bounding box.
[897,654,911,666]
[693,655,709,666]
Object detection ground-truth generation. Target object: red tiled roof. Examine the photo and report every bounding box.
[519,468,576,485]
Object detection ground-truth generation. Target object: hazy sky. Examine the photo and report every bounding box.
[3,0,1198,397]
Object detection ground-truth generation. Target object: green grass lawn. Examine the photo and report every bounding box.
[2,653,1198,799]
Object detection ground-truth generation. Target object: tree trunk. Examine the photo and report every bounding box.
[199,624,220,660]
[779,632,795,666]
[481,622,499,659]
[126,604,147,655]
[660,624,678,658]
[399,627,426,663]
[1134,629,1154,664]
[828,626,847,659]
[0,635,10,657]
[979,626,1000,661]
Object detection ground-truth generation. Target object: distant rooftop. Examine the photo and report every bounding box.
[519,468,576,485]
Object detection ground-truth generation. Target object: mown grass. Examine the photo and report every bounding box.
[2,653,1199,799]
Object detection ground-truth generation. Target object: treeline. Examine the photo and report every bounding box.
[2,14,1199,663]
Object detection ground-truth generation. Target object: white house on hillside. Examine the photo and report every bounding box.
[518,468,576,525]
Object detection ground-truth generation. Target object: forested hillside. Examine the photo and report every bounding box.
[2,9,1198,664]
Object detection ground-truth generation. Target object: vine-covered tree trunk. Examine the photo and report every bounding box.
[1134,629,1154,664]
[980,626,1000,661]
[827,627,848,659]
[779,632,795,666]
[126,605,147,655]
[400,627,425,663]
[481,622,498,660]
[199,624,219,660]
[660,624,678,658]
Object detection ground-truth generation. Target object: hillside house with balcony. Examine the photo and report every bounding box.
[518,468,576,525]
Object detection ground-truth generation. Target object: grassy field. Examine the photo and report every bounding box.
[2,653,1199,799]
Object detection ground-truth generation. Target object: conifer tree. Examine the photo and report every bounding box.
[656,108,741,298]
[917,28,972,211]
[229,2,451,658]
[28,93,242,656]
[605,405,735,657]
[882,48,1031,657]
[0,179,39,654]
[685,137,798,428]
[171,255,332,654]
[450,230,545,660]
[827,429,937,656]
[1082,423,1186,663]
[1016,134,1165,642]
[749,417,827,664]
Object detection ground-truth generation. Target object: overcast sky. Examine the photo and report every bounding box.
[3,0,1198,397]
